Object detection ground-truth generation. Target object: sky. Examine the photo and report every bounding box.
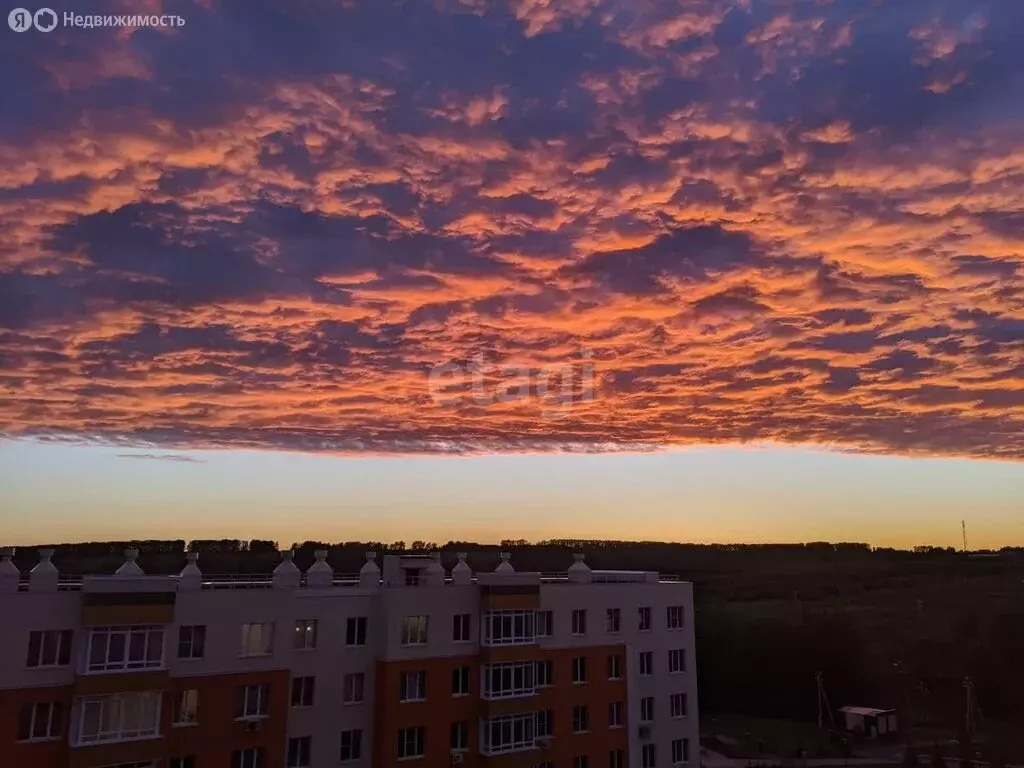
[1,0,1022,547]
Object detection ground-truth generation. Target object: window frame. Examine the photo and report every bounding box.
[76,691,162,745]
[639,650,654,676]
[345,616,368,647]
[608,700,623,728]
[643,743,658,768]
[482,660,535,699]
[640,696,655,722]
[400,670,427,702]
[176,625,205,660]
[236,682,271,720]
[342,672,365,704]
[670,692,688,718]
[239,622,274,657]
[668,648,687,673]
[452,665,471,696]
[85,625,165,674]
[26,629,73,669]
[398,725,426,760]
[607,653,622,680]
[606,607,621,633]
[451,720,470,751]
[293,619,317,650]
[638,606,652,632]
[571,608,587,635]
[401,615,429,646]
[482,610,536,646]
[232,747,266,768]
[572,656,588,684]
[286,735,312,768]
[172,689,199,726]
[667,605,685,630]
[572,704,589,733]
[481,713,535,755]
[536,659,554,687]
[291,676,316,708]
[17,700,63,742]
[536,610,553,637]
[340,729,363,762]
[672,738,690,765]
[453,613,472,642]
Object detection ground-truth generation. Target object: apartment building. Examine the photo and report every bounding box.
[0,547,698,768]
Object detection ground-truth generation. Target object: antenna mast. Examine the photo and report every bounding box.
[961,520,968,552]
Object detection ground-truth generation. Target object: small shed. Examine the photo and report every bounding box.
[838,706,898,737]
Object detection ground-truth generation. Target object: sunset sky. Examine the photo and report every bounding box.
[1,0,1022,547]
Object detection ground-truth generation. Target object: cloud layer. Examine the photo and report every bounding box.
[1,0,1022,458]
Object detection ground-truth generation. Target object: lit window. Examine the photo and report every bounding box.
[77,692,161,744]
[172,689,198,726]
[239,623,273,657]
[294,619,317,650]
[401,615,429,645]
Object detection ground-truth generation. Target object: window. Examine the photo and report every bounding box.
[639,650,653,675]
[18,701,62,741]
[608,700,623,727]
[572,704,589,733]
[643,744,658,768]
[641,696,654,722]
[606,608,621,633]
[232,748,265,768]
[667,605,685,629]
[668,648,687,673]
[572,656,588,683]
[343,672,365,704]
[77,692,161,744]
[240,622,273,656]
[607,654,622,680]
[171,758,196,768]
[481,714,534,755]
[294,619,317,650]
[483,661,535,699]
[176,625,205,660]
[536,659,554,686]
[451,720,469,751]
[571,609,587,635]
[535,709,553,737]
[638,606,652,631]
[453,613,471,642]
[670,692,688,718]
[86,626,164,673]
[402,615,429,645]
[26,630,73,668]
[400,670,426,702]
[398,726,426,759]
[287,736,311,768]
[610,750,626,768]
[291,676,315,707]
[340,729,363,762]
[452,665,470,696]
[672,738,690,764]
[404,568,421,586]
[575,757,589,768]
[537,610,553,636]
[483,610,536,646]
[346,616,367,646]
[236,683,270,719]
[172,689,198,726]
